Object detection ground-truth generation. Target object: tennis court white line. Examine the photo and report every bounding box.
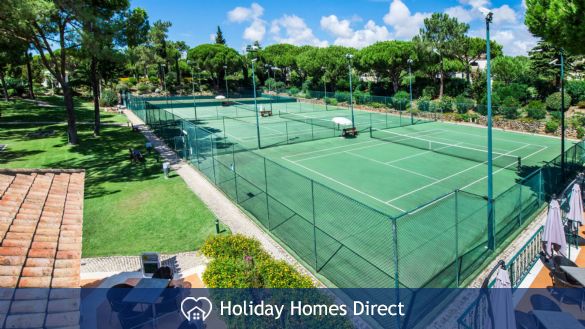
[386,144,532,204]
[384,142,466,164]
[345,151,439,181]
[287,129,446,162]
[283,158,406,213]
[459,145,549,191]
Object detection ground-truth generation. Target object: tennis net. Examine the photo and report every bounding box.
[231,101,258,113]
[370,128,521,170]
[279,112,342,130]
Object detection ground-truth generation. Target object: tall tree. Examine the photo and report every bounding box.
[491,56,532,84]
[149,20,172,90]
[187,44,242,89]
[215,26,226,45]
[452,37,502,84]
[525,0,585,55]
[0,0,85,143]
[414,13,469,98]
[0,35,28,101]
[358,41,415,93]
[123,8,150,78]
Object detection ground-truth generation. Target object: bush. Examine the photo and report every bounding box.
[288,87,300,96]
[550,111,562,121]
[417,96,432,112]
[115,83,129,93]
[546,91,572,111]
[325,97,338,106]
[367,102,385,109]
[494,83,529,103]
[545,120,559,133]
[422,86,436,99]
[578,100,585,109]
[455,95,475,114]
[392,91,410,111]
[500,97,520,119]
[478,93,502,115]
[99,89,118,107]
[438,96,454,113]
[202,235,314,289]
[201,234,268,261]
[567,80,585,104]
[524,100,547,120]
[577,127,585,139]
[127,77,138,86]
[136,82,152,95]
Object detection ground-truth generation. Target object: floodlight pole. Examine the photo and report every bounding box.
[251,56,261,149]
[188,61,198,120]
[485,12,495,251]
[322,66,327,111]
[224,65,229,100]
[347,54,356,129]
[408,59,414,125]
[560,50,566,180]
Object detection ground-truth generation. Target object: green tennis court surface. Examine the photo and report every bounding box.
[129,94,583,289]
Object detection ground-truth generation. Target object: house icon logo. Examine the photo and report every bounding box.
[181,297,213,322]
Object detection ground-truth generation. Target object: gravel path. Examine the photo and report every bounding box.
[81,252,205,274]
[119,109,322,286]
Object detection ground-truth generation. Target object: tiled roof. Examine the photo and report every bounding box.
[0,169,84,288]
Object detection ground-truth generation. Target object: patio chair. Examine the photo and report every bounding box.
[106,283,136,323]
[539,252,554,272]
[155,287,182,316]
[550,271,585,311]
[530,294,562,312]
[152,266,173,280]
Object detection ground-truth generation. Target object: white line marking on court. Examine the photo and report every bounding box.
[345,151,439,181]
[384,142,465,164]
[386,144,532,204]
[459,145,549,191]
[287,129,446,163]
[282,157,406,212]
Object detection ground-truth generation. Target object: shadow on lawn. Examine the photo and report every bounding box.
[45,125,163,200]
[0,97,120,123]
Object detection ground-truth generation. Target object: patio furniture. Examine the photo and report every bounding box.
[152,266,173,280]
[515,311,537,329]
[560,266,585,287]
[530,295,562,312]
[539,252,555,272]
[532,310,585,329]
[342,127,358,138]
[106,283,135,324]
[123,278,171,329]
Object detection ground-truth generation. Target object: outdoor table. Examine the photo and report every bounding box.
[532,310,584,329]
[123,278,171,328]
[561,266,585,287]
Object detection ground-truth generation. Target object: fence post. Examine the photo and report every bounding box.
[210,134,217,184]
[311,180,318,271]
[264,157,270,230]
[286,122,289,144]
[455,190,460,287]
[232,144,239,203]
[518,185,523,226]
[538,170,543,205]
[392,217,399,289]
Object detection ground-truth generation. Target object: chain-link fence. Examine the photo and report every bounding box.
[127,93,585,292]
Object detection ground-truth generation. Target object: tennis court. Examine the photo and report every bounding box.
[129,94,584,289]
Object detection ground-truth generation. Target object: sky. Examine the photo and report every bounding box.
[131,0,537,56]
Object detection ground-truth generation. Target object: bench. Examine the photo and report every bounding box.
[342,127,358,138]
[260,110,273,117]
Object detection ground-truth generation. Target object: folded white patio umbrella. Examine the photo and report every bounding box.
[331,117,352,126]
[215,95,226,100]
[567,183,584,226]
[489,267,516,329]
[542,199,567,256]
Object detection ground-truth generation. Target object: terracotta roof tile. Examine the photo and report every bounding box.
[0,170,84,289]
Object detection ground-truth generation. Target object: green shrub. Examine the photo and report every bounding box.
[578,100,585,109]
[115,83,129,93]
[478,93,502,115]
[524,100,547,120]
[545,120,559,133]
[257,259,314,288]
[567,80,585,104]
[526,86,539,100]
[288,87,300,96]
[99,88,118,107]
[202,257,261,288]
[494,83,529,103]
[422,86,436,98]
[127,77,138,86]
[550,111,562,121]
[417,96,432,112]
[136,82,152,95]
[577,127,585,139]
[368,102,385,108]
[546,91,572,111]
[455,95,475,114]
[325,97,338,106]
[438,96,454,113]
[500,96,520,119]
[201,234,268,260]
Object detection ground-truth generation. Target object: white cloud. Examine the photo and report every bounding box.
[445,6,473,23]
[320,15,353,38]
[332,20,391,48]
[469,25,538,56]
[227,3,263,23]
[271,15,328,47]
[491,5,517,24]
[209,34,216,42]
[383,0,430,39]
[227,3,266,42]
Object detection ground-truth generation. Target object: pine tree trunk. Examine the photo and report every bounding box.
[0,70,8,101]
[62,84,79,144]
[439,58,445,98]
[25,52,35,99]
[90,57,100,136]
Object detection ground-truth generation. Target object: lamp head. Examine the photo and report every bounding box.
[407,59,413,65]
[479,7,493,23]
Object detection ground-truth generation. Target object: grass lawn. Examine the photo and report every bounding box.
[0,96,128,124]
[0,99,221,257]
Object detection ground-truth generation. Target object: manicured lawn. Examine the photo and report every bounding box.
[0,96,128,124]
[0,99,222,257]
